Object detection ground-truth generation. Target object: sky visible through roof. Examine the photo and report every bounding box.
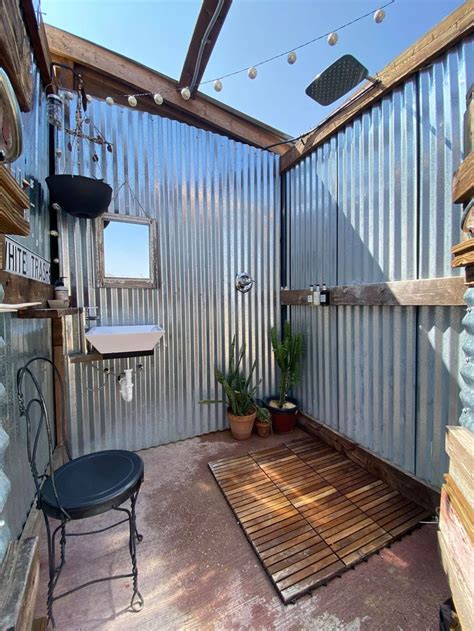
[42,0,462,137]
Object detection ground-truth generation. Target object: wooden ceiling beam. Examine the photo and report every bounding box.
[179,0,233,96]
[19,0,52,89]
[45,25,289,154]
[280,2,474,172]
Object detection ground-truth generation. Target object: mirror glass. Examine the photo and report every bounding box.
[103,219,150,279]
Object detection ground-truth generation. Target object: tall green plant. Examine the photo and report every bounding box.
[200,337,270,421]
[270,321,304,408]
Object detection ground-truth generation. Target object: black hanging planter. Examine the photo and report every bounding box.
[46,175,113,219]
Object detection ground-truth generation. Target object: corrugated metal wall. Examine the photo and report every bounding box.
[57,99,280,456]
[285,38,472,487]
[0,67,53,541]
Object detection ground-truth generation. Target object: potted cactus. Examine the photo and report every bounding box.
[200,338,270,440]
[265,321,304,433]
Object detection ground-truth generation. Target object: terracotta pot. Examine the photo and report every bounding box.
[255,420,271,438]
[227,408,256,440]
[265,396,300,434]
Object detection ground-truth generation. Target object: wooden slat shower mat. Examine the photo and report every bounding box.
[209,437,432,603]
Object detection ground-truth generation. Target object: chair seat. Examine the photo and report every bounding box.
[40,450,144,520]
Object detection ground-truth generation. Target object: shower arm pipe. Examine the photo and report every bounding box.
[50,63,88,106]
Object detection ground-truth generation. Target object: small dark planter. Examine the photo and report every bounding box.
[46,175,112,219]
[265,396,300,434]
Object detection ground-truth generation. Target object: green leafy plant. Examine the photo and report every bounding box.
[200,337,270,421]
[270,321,304,408]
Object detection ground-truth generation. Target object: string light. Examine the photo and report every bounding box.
[86,94,93,103]
[373,8,385,22]
[61,1,394,106]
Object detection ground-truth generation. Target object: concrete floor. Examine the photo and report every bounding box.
[36,429,449,630]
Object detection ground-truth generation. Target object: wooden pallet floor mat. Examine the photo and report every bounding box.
[209,437,432,603]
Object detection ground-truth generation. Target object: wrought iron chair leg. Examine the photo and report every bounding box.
[43,513,56,628]
[129,490,144,610]
[133,490,143,543]
[58,522,67,569]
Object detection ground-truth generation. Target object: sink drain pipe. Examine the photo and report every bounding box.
[118,368,134,402]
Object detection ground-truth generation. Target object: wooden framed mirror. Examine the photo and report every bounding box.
[96,213,157,288]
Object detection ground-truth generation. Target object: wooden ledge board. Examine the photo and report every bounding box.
[17,307,82,319]
[209,437,431,603]
[0,272,53,304]
[281,277,466,307]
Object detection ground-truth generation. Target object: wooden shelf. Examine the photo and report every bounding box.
[452,152,474,204]
[0,166,30,236]
[17,307,82,319]
[69,349,154,363]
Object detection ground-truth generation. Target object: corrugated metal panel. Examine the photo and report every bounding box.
[284,39,472,487]
[284,140,338,428]
[337,79,418,284]
[290,306,338,430]
[415,306,463,486]
[337,306,417,473]
[287,139,338,289]
[414,39,472,484]
[0,69,53,540]
[58,98,280,455]
[418,37,473,279]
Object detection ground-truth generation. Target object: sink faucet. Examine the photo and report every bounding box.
[84,306,100,331]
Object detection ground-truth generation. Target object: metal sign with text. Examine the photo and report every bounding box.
[3,236,51,283]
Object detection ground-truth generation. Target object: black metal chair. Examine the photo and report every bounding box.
[17,357,144,627]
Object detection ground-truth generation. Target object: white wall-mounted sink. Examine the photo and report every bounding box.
[85,325,165,355]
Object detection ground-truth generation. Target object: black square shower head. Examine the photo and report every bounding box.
[306,54,370,106]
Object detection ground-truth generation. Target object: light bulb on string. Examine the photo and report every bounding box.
[213,79,223,92]
[105,96,114,106]
[248,67,257,79]
[181,87,191,100]
[153,93,163,105]
[287,51,297,65]
[373,9,385,23]
[86,94,93,103]
[327,32,338,46]
[128,95,137,107]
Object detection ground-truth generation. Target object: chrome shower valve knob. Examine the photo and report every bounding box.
[235,272,255,293]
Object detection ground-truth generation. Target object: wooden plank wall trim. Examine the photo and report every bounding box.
[281,277,466,307]
[298,413,440,512]
[280,3,474,172]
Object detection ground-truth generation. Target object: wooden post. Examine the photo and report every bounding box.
[51,317,66,460]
